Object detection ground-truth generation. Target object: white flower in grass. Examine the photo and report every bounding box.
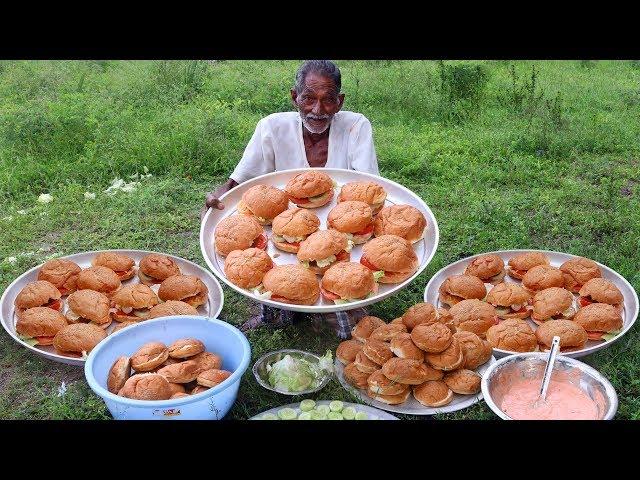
[17,210,28,215]
[6,257,17,264]
[1,216,13,221]
[84,192,96,200]
[38,193,54,204]
[57,381,67,397]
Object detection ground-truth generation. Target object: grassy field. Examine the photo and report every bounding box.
[1,60,639,420]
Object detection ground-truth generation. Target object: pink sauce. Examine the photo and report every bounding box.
[500,378,599,420]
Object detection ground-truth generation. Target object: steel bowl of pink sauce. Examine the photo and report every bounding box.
[481,353,618,420]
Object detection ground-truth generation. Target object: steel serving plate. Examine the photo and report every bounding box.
[0,249,224,366]
[250,399,399,420]
[423,249,639,359]
[252,349,332,396]
[200,168,439,313]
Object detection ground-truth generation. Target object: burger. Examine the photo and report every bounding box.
[214,215,266,257]
[354,351,379,374]
[578,278,624,310]
[118,373,172,400]
[411,322,453,353]
[158,275,209,308]
[448,299,498,338]
[401,302,441,332]
[284,170,334,208]
[370,323,407,342]
[438,274,486,307]
[66,289,112,328]
[443,369,481,395]
[112,321,138,333]
[197,369,232,388]
[359,235,418,284]
[270,208,320,253]
[336,340,363,365]
[485,282,532,319]
[382,357,434,385]
[351,316,386,342]
[224,248,274,291]
[37,258,81,296]
[14,280,62,318]
[390,333,425,361]
[453,330,492,370]
[108,356,131,394]
[337,181,387,214]
[367,386,411,405]
[110,284,160,321]
[343,362,370,389]
[531,287,575,324]
[522,264,565,292]
[367,370,409,396]
[372,205,427,244]
[157,360,200,383]
[53,323,107,357]
[485,319,537,352]
[131,342,169,372]
[77,266,121,297]
[362,339,394,366]
[573,303,623,341]
[424,337,464,371]
[138,253,182,285]
[559,256,602,293]
[15,307,68,346]
[535,320,588,352]
[297,229,352,275]
[412,381,453,407]
[464,254,506,284]
[320,262,377,304]
[147,300,199,319]
[507,252,550,280]
[261,264,320,305]
[168,338,205,359]
[91,252,136,280]
[327,201,374,244]
[191,352,222,373]
[236,184,289,225]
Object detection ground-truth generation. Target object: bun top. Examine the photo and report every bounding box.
[112,284,159,309]
[464,254,505,279]
[285,170,333,198]
[361,235,418,273]
[579,278,623,305]
[15,280,61,310]
[402,302,438,331]
[573,303,623,332]
[439,274,486,300]
[271,208,320,237]
[147,300,199,319]
[224,248,274,289]
[77,266,121,293]
[297,229,348,261]
[67,289,111,322]
[508,252,550,271]
[92,252,135,272]
[532,287,574,318]
[449,299,497,324]
[262,264,319,302]
[486,319,537,351]
[158,275,208,302]
[535,320,588,348]
[560,257,602,285]
[338,181,386,205]
[214,215,263,256]
[327,201,373,233]
[118,373,172,400]
[321,262,374,299]
[139,254,181,280]
[522,264,564,290]
[16,307,68,338]
[53,323,107,353]
[373,205,427,242]
[241,184,289,219]
[485,282,532,306]
[38,259,81,290]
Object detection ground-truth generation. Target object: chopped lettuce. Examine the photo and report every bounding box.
[300,261,310,268]
[345,239,355,252]
[601,330,622,342]
[266,351,333,393]
[18,334,39,347]
[316,255,336,268]
[373,270,385,282]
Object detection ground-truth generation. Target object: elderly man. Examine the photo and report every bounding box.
[203,60,379,338]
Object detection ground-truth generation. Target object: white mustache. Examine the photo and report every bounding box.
[305,114,330,121]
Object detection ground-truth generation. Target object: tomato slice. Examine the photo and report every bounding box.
[289,195,310,204]
[115,270,130,279]
[58,287,70,296]
[360,256,379,271]
[320,286,341,301]
[36,336,55,345]
[336,250,349,261]
[353,224,374,236]
[270,294,290,302]
[587,331,604,341]
[578,296,593,307]
[47,299,61,311]
[287,241,300,248]
[113,310,130,320]
[252,234,268,250]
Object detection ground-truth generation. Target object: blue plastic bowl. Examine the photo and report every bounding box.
[84,316,251,420]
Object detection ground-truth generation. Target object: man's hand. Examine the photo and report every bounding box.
[200,178,238,221]
[205,192,225,211]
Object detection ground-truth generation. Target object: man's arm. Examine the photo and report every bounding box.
[349,116,380,175]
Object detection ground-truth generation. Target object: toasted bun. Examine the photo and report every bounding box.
[285,170,333,198]
[424,337,464,371]
[224,248,274,289]
[67,289,111,324]
[438,275,486,307]
[369,323,408,342]
[454,331,492,369]
[535,320,588,350]
[168,383,186,396]
[131,342,169,372]
[321,262,375,299]
[532,287,574,321]
[338,181,387,212]
[272,240,301,253]
[382,357,433,385]
[367,369,408,396]
[138,254,181,284]
[522,264,565,292]
[573,303,623,333]
[368,386,411,405]
[411,323,453,353]
[486,319,537,352]
[486,282,532,307]
[402,302,439,331]
[464,254,505,283]
[15,280,61,311]
[362,339,394,365]
[112,284,159,310]
[214,215,264,257]
[412,381,454,407]
[38,259,81,295]
[297,229,348,261]
[272,208,320,237]
[351,316,386,342]
[327,201,373,234]
[390,333,425,361]
[191,385,210,395]
[448,299,498,338]
[578,278,623,306]
[53,323,107,354]
[507,252,550,279]
[16,307,68,341]
[262,264,319,305]
[118,373,172,400]
[361,235,418,275]
[343,362,371,389]
[443,369,481,395]
[92,252,136,280]
[157,360,200,383]
[197,369,232,387]
[158,275,209,307]
[354,351,379,374]
[77,266,121,296]
[108,356,132,394]
[336,340,363,365]
[112,321,138,333]
[560,257,602,293]
[168,338,205,359]
[240,184,289,222]
[147,301,199,319]
[191,352,223,373]
[373,205,427,243]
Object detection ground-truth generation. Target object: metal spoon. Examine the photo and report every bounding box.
[535,335,561,406]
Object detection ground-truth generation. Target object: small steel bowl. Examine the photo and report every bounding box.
[481,353,618,420]
[252,349,332,395]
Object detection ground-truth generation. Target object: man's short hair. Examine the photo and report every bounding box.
[294,60,341,94]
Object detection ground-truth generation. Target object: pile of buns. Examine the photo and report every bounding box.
[338,303,492,407]
[108,338,232,400]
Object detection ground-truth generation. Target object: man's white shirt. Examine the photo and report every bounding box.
[230,111,379,184]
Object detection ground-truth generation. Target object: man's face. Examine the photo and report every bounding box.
[291,72,345,134]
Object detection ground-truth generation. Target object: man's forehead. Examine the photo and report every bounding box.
[302,72,339,93]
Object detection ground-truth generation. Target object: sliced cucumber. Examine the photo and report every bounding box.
[342,406,357,420]
[314,404,330,416]
[277,407,297,420]
[300,399,316,411]
[327,411,344,420]
[329,400,344,412]
[297,411,312,420]
[259,413,278,420]
[355,411,369,420]
[310,410,327,420]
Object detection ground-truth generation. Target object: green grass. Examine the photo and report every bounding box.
[1,60,639,419]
